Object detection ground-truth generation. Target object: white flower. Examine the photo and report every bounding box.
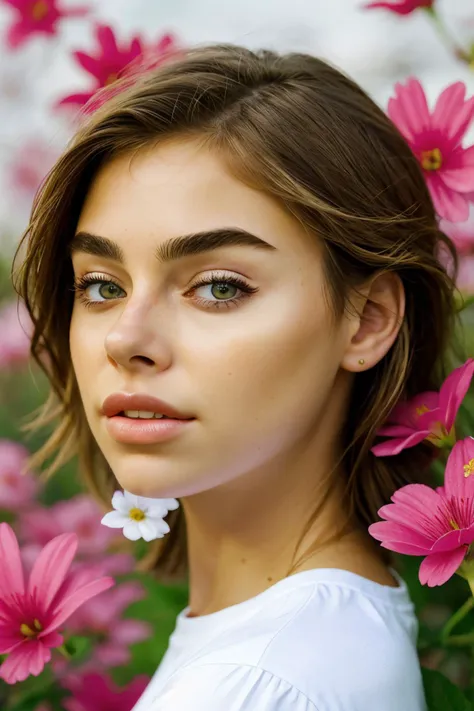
[101,490,179,542]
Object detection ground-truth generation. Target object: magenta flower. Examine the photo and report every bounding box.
[57,25,180,113]
[2,0,89,50]
[61,671,150,711]
[57,23,144,110]
[363,0,434,15]
[0,440,39,510]
[369,437,474,586]
[372,358,474,456]
[0,523,114,684]
[18,493,123,556]
[387,78,474,222]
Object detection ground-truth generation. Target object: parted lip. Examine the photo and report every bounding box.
[101,393,194,419]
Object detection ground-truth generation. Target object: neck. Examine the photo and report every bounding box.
[180,448,388,617]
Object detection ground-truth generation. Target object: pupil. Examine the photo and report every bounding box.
[212,283,235,299]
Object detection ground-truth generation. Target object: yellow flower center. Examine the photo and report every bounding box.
[20,618,42,639]
[31,0,49,21]
[464,459,474,478]
[129,507,146,521]
[104,73,119,86]
[415,404,429,416]
[421,148,442,171]
[450,519,460,530]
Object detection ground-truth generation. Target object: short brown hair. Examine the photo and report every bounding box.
[11,44,459,579]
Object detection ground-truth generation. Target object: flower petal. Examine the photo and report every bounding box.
[419,547,466,586]
[0,640,51,684]
[427,173,470,222]
[122,520,142,541]
[371,430,427,456]
[368,520,433,553]
[431,82,474,145]
[0,523,25,599]
[444,437,474,499]
[41,576,114,636]
[101,510,128,528]
[439,359,474,430]
[28,533,78,610]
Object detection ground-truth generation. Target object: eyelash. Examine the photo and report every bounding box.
[71,271,259,311]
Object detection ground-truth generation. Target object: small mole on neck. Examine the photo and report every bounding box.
[241,558,247,564]
[267,576,273,582]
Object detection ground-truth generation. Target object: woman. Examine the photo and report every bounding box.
[13,44,455,710]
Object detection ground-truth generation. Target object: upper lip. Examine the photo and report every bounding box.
[101,393,194,419]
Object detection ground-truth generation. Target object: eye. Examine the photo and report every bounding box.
[71,274,124,309]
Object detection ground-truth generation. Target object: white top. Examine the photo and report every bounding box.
[131,568,427,711]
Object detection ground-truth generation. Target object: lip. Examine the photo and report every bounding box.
[101,392,194,419]
[104,414,194,444]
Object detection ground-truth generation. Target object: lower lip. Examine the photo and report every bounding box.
[104,415,195,444]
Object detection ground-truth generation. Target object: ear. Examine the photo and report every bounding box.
[341,271,405,373]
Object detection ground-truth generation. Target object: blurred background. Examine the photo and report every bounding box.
[1,1,474,710]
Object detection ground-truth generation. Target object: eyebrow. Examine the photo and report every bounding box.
[68,228,278,264]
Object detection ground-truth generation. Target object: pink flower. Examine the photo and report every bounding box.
[2,0,89,50]
[18,494,123,556]
[387,78,474,222]
[0,439,39,510]
[61,670,150,711]
[0,523,114,684]
[0,299,33,369]
[57,24,180,113]
[9,138,59,202]
[372,358,474,456]
[363,0,434,15]
[66,581,151,668]
[369,437,474,586]
[440,216,474,256]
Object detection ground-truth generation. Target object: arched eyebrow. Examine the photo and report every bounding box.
[68,228,278,264]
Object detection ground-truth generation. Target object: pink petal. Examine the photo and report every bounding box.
[439,358,474,430]
[419,547,466,586]
[427,173,470,222]
[389,78,431,141]
[442,146,474,193]
[73,51,104,81]
[96,24,118,58]
[431,83,474,145]
[0,640,51,684]
[0,523,25,599]
[371,430,427,456]
[28,533,78,609]
[377,486,446,541]
[5,20,30,50]
[444,437,474,498]
[63,5,90,18]
[368,520,433,553]
[41,576,114,635]
[375,424,420,437]
[56,91,95,107]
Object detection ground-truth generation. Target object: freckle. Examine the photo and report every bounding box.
[241,558,247,564]
[267,577,273,582]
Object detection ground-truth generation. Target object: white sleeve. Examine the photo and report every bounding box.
[148,663,318,711]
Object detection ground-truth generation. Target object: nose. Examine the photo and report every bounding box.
[104,309,172,374]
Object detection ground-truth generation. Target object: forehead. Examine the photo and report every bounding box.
[76,137,320,261]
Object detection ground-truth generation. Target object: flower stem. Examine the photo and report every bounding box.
[440,596,474,642]
[424,7,471,65]
[444,631,474,646]
[56,643,72,660]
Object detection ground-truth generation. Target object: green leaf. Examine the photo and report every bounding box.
[421,667,471,711]
[63,634,92,663]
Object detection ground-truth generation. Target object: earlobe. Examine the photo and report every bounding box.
[341,272,405,373]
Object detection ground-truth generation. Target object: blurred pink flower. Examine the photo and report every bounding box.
[442,218,474,257]
[363,0,434,14]
[9,138,58,202]
[66,580,151,668]
[0,439,39,510]
[372,358,474,456]
[61,670,150,711]
[18,493,123,556]
[2,0,89,50]
[0,523,114,684]
[369,437,474,586]
[57,24,180,112]
[457,255,474,294]
[387,78,474,222]
[0,299,33,369]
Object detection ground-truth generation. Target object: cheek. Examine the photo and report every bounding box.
[186,286,340,427]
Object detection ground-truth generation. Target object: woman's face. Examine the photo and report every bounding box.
[69,138,358,499]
